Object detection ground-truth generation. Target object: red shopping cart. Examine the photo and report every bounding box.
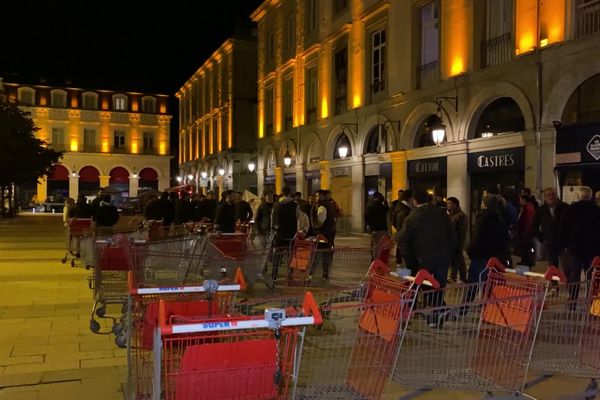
[153,291,322,400]
[61,218,92,268]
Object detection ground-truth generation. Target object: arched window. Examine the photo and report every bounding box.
[414,115,442,147]
[17,87,35,106]
[266,151,276,170]
[50,89,67,108]
[474,97,525,138]
[82,92,98,110]
[113,94,128,111]
[562,73,600,125]
[333,133,352,159]
[364,125,390,154]
[141,96,156,113]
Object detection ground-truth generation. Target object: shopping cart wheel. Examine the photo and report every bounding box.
[112,320,124,335]
[90,319,101,333]
[60,256,67,264]
[70,260,76,268]
[115,333,127,348]
[95,305,106,318]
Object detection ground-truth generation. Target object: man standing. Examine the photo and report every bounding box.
[254,193,273,248]
[365,191,389,258]
[312,190,337,280]
[399,189,456,326]
[204,191,217,222]
[174,191,194,225]
[560,186,600,289]
[533,188,568,267]
[233,192,253,224]
[294,192,311,216]
[392,190,413,269]
[214,190,236,233]
[447,197,468,283]
[271,187,298,280]
[156,191,175,226]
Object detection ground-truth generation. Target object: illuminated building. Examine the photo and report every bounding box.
[1,79,171,203]
[176,35,257,195]
[252,0,600,232]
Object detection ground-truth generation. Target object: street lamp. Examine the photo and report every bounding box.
[338,145,349,159]
[283,150,292,167]
[431,118,446,146]
[187,174,194,181]
[248,162,256,173]
[201,171,208,179]
[481,131,494,138]
[218,168,225,177]
[176,176,182,183]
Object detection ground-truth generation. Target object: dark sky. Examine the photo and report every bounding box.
[0,0,262,95]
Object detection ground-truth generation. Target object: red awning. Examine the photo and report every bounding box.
[48,165,69,180]
[139,167,158,181]
[79,166,100,182]
[109,167,129,184]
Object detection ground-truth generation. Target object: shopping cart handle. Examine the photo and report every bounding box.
[544,266,567,282]
[302,292,323,326]
[592,256,600,268]
[367,259,390,277]
[486,257,506,272]
[413,269,441,289]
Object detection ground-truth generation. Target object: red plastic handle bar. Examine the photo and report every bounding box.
[234,267,247,290]
[302,292,323,325]
[158,299,171,334]
[128,271,137,295]
[544,266,567,282]
[486,257,506,272]
[314,234,328,243]
[367,259,390,276]
[593,256,600,268]
[413,269,441,289]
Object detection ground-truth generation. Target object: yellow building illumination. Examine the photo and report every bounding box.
[101,140,109,153]
[442,0,470,77]
[540,0,565,45]
[131,141,138,154]
[70,140,78,152]
[349,2,365,109]
[515,0,538,54]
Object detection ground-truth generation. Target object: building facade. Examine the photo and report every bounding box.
[1,79,172,203]
[252,0,600,232]
[176,37,257,195]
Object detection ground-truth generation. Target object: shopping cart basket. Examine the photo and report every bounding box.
[392,261,555,397]
[293,269,439,399]
[204,233,264,288]
[61,218,93,268]
[126,276,241,398]
[153,291,322,400]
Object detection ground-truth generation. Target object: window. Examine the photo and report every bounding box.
[83,128,96,151]
[307,0,318,33]
[51,90,67,108]
[334,47,348,115]
[142,97,156,113]
[51,127,65,147]
[333,0,348,15]
[285,14,296,53]
[372,29,386,95]
[283,77,294,131]
[113,130,126,150]
[82,92,98,110]
[420,2,439,66]
[267,30,275,63]
[18,88,35,105]
[486,0,512,39]
[305,65,318,123]
[143,132,154,152]
[113,95,127,111]
[265,87,274,136]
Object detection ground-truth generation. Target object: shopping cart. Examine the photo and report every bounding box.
[391,260,556,398]
[126,275,241,398]
[61,218,93,268]
[90,234,135,335]
[293,269,439,399]
[373,235,393,265]
[153,291,322,400]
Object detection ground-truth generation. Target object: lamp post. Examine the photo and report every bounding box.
[338,145,348,159]
[431,118,446,146]
[176,176,182,184]
[217,167,225,198]
[283,150,292,167]
[248,162,256,173]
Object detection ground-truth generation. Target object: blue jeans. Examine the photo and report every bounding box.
[423,263,449,310]
[465,258,489,303]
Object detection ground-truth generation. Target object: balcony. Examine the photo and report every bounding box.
[481,32,512,69]
[417,61,439,89]
[575,0,600,38]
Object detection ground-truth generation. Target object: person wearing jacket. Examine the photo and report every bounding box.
[311,190,337,279]
[447,197,468,283]
[391,189,413,269]
[214,191,236,233]
[271,187,298,280]
[254,193,273,248]
[174,191,194,225]
[533,187,568,267]
[73,195,93,219]
[365,192,389,258]
[233,192,253,223]
[94,194,119,234]
[517,194,536,267]
[560,186,600,291]
[398,189,456,327]
[156,191,175,226]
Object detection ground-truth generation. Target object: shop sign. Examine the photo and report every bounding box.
[587,135,600,161]
[364,163,380,176]
[331,167,350,177]
[309,157,321,163]
[305,169,320,179]
[556,122,600,165]
[468,147,524,172]
[408,157,447,178]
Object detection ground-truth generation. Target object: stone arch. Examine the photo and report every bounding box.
[301,133,324,164]
[326,125,357,160]
[260,144,276,170]
[544,60,600,125]
[108,164,133,176]
[462,81,535,140]
[357,114,398,155]
[109,167,130,185]
[401,102,456,149]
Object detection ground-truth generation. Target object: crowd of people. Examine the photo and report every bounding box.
[363,185,600,327]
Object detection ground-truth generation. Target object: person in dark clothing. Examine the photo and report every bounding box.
[398,189,456,327]
[517,194,536,267]
[157,192,175,226]
[89,190,103,217]
[192,194,207,222]
[233,192,253,223]
[254,193,273,248]
[203,191,217,222]
[73,195,93,218]
[174,191,194,225]
[560,186,600,297]
[294,192,311,217]
[214,191,236,233]
[94,194,119,231]
[465,194,510,302]
[392,189,413,269]
[365,192,389,258]
[143,195,161,221]
[270,187,298,279]
[311,189,337,279]
[533,187,568,267]
[447,197,468,283]
[169,191,178,203]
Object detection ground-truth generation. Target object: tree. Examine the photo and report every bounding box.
[0,100,62,216]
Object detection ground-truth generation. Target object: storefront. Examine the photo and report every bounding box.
[364,162,392,202]
[305,168,320,196]
[264,172,275,194]
[283,173,296,193]
[468,147,525,217]
[407,156,447,200]
[555,122,600,202]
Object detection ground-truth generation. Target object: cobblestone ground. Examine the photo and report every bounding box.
[0,215,594,400]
